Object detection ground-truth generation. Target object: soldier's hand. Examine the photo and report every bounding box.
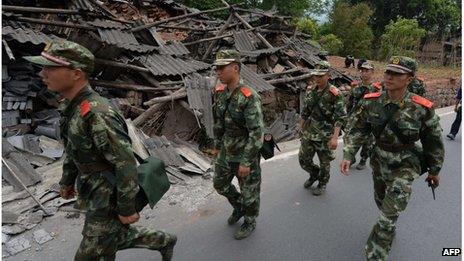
[425,175,440,188]
[340,159,351,176]
[328,137,338,150]
[118,212,140,224]
[60,185,75,199]
[212,149,220,158]
[238,165,251,178]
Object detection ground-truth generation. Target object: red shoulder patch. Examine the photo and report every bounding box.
[417,76,425,81]
[350,81,359,87]
[363,92,381,99]
[240,87,252,98]
[373,81,382,90]
[329,86,339,96]
[411,95,433,109]
[80,100,91,117]
[215,84,226,92]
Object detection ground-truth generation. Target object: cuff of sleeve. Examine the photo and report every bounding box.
[59,179,75,188]
[117,203,137,216]
[427,170,440,176]
[343,151,353,162]
[240,160,252,167]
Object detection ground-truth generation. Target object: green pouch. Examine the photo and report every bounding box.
[260,133,280,160]
[98,154,170,213]
[134,155,170,212]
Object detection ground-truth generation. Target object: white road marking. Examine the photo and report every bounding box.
[263,109,455,163]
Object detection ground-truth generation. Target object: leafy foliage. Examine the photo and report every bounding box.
[379,18,427,60]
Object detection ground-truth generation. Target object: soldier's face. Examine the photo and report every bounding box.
[39,66,77,93]
[314,73,329,87]
[383,71,412,91]
[216,63,239,84]
[360,68,373,82]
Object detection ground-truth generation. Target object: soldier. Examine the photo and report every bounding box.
[340,56,444,261]
[212,50,264,240]
[299,61,346,195]
[406,59,427,96]
[346,62,381,170]
[24,40,177,261]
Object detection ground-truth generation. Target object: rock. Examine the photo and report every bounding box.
[3,224,26,235]
[65,212,80,219]
[32,229,53,245]
[202,172,213,180]
[2,233,11,244]
[4,235,31,255]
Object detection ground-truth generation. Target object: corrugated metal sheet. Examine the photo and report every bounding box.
[88,19,126,29]
[136,54,210,76]
[285,37,352,82]
[144,136,185,167]
[234,30,256,52]
[97,29,156,53]
[184,74,214,138]
[70,0,95,11]
[2,26,60,45]
[240,47,282,58]
[158,42,190,56]
[241,65,275,92]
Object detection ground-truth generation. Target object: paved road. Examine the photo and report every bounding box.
[10,107,461,261]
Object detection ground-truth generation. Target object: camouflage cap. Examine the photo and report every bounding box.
[311,60,331,76]
[213,49,241,66]
[360,61,374,70]
[24,40,94,73]
[386,56,417,75]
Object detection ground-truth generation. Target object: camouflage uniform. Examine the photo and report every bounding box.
[345,62,381,165]
[25,41,175,261]
[407,76,427,96]
[212,50,264,238]
[299,61,346,193]
[343,56,444,261]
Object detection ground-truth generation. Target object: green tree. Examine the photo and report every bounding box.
[261,0,313,17]
[329,1,374,58]
[318,34,343,55]
[295,17,319,36]
[379,18,426,60]
[347,0,461,37]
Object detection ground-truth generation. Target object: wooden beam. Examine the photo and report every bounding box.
[184,27,257,46]
[267,73,313,84]
[11,17,95,30]
[221,0,273,48]
[95,58,150,73]
[260,68,304,79]
[131,6,233,32]
[2,5,81,14]
[143,89,187,106]
[90,80,181,92]
[202,14,234,60]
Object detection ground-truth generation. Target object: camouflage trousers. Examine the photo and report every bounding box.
[213,158,261,224]
[298,137,335,185]
[365,148,420,261]
[74,210,174,261]
[351,135,374,162]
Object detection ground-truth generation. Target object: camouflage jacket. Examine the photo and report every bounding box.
[343,90,444,175]
[347,81,382,114]
[407,76,426,96]
[301,84,347,141]
[212,79,264,166]
[59,85,139,216]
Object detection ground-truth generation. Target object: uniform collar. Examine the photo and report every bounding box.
[61,84,93,116]
[383,90,410,108]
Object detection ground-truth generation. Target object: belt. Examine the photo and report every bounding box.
[75,161,113,174]
[376,140,415,153]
